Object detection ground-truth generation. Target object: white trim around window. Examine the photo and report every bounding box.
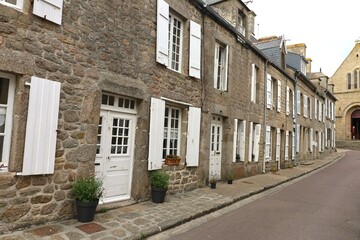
[0,0,23,10]
[0,72,16,170]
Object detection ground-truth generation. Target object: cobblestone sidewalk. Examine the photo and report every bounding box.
[0,151,345,240]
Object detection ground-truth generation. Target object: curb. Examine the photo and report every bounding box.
[138,153,345,240]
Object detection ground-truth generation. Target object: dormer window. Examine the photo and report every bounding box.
[237,10,246,36]
[300,59,307,75]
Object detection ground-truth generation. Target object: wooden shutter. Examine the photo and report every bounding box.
[309,98,312,119]
[148,98,165,170]
[232,119,238,162]
[303,95,308,117]
[297,90,301,115]
[285,131,289,161]
[265,125,271,161]
[277,80,281,112]
[296,124,300,152]
[248,122,253,162]
[240,121,247,161]
[22,77,60,175]
[186,107,201,166]
[310,128,313,152]
[325,127,328,148]
[156,0,169,66]
[189,21,201,79]
[266,74,272,109]
[276,128,280,161]
[251,64,256,102]
[214,44,219,88]
[253,124,261,162]
[325,99,328,118]
[224,45,229,91]
[33,0,63,25]
[286,86,290,115]
[292,131,295,160]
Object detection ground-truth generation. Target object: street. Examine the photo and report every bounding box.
[165,151,360,240]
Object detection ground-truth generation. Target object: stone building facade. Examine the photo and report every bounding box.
[0,0,336,232]
[330,41,360,144]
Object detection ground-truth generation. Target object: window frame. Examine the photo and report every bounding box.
[0,0,23,10]
[162,105,182,158]
[0,72,15,170]
[168,13,183,72]
[214,42,228,91]
[347,72,352,89]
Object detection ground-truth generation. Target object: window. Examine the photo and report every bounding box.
[286,87,290,115]
[297,91,301,115]
[300,60,307,75]
[250,64,260,103]
[236,10,246,35]
[168,14,183,72]
[0,73,15,169]
[285,131,289,160]
[303,94,308,118]
[163,106,181,158]
[277,80,281,112]
[0,0,23,10]
[214,42,228,91]
[266,74,273,109]
[233,119,246,162]
[265,126,272,161]
[248,122,261,162]
[354,70,358,89]
[148,98,201,170]
[347,73,352,89]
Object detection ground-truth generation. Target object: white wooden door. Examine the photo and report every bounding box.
[96,110,136,203]
[209,117,222,179]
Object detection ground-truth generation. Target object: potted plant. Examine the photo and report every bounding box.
[150,170,169,203]
[226,170,234,184]
[236,154,241,162]
[164,155,181,166]
[209,175,217,189]
[72,177,103,222]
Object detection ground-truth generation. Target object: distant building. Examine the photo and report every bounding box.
[330,41,360,145]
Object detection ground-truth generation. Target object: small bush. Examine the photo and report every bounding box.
[72,177,103,203]
[150,170,169,189]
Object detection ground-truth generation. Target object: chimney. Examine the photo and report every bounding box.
[306,58,312,73]
[246,11,256,40]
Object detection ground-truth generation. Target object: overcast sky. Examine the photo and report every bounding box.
[248,0,360,77]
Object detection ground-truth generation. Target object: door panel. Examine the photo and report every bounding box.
[209,117,222,179]
[96,110,136,203]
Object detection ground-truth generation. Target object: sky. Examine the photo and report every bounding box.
[248,0,360,77]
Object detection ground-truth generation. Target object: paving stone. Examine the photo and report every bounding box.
[65,232,84,239]
[76,223,106,234]
[28,225,62,237]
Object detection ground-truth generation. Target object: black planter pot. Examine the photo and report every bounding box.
[227,180,233,184]
[210,182,216,189]
[76,199,99,222]
[151,187,167,203]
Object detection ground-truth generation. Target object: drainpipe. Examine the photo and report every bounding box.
[263,60,269,173]
[313,94,316,160]
[294,70,300,166]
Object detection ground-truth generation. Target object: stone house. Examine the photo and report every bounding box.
[0,0,336,232]
[330,41,360,146]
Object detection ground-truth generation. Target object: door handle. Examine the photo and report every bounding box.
[216,151,221,155]
[95,163,100,166]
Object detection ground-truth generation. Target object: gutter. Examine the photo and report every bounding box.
[263,60,269,173]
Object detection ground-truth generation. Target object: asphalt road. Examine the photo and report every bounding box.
[171,151,360,240]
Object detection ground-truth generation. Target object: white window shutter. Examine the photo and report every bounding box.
[33,0,63,25]
[277,80,281,112]
[224,45,229,91]
[310,128,313,152]
[292,91,295,119]
[296,124,300,152]
[240,121,246,161]
[265,125,271,161]
[303,95,308,118]
[189,21,201,79]
[315,98,317,120]
[297,91,301,115]
[253,124,261,162]
[214,44,219,88]
[309,98,312,119]
[148,98,165,170]
[248,122,253,162]
[22,77,60,175]
[232,119,238,162]
[286,86,290,115]
[325,127,328,148]
[285,131,289,161]
[291,132,295,160]
[156,0,169,66]
[267,74,272,109]
[325,99,328,118]
[186,107,201,166]
[251,64,256,102]
[276,128,280,161]
[318,132,322,152]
